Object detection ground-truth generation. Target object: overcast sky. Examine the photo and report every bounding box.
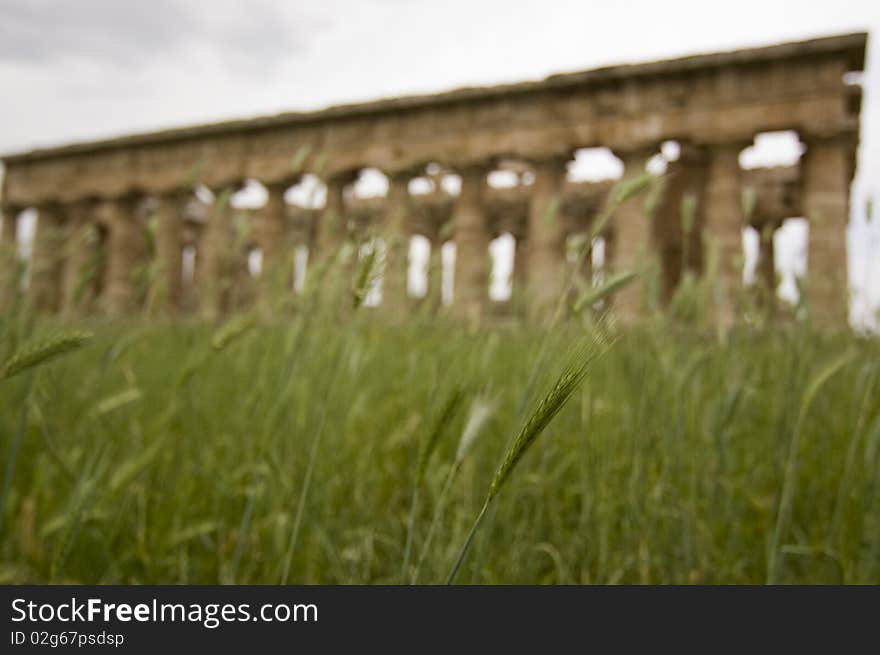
[0,0,877,325]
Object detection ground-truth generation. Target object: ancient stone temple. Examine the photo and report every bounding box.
[0,33,866,323]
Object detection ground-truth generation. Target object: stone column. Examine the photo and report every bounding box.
[426,236,444,312]
[30,201,66,312]
[609,149,654,319]
[511,236,529,312]
[526,155,569,321]
[383,171,413,310]
[650,144,707,305]
[181,219,202,313]
[703,142,747,326]
[62,199,99,317]
[801,135,852,324]
[200,185,239,319]
[680,149,707,279]
[102,194,148,316]
[153,190,186,314]
[452,163,490,322]
[256,181,294,309]
[231,236,257,312]
[316,172,355,259]
[0,204,20,308]
[0,204,17,247]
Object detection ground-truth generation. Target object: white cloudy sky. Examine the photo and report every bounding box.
[0,0,877,325]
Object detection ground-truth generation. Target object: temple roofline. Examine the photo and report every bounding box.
[0,31,866,164]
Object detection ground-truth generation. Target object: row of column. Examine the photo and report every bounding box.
[0,135,853,324]
[704,136,851,323]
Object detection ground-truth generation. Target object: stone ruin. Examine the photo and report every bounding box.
[0,33,866,324]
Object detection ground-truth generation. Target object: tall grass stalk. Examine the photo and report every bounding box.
[278,330,346,584]
[1,332,92,538]
[410,397,494,583]
[2,273,876,584]
[766,351,854,584]
[465,175,650,582]
[572,272,639,315]
[513,172,655,419]
[1,331,92,380]
[446,338,609,584]
[0,374,32,536]
[827,362,878,556]
[401,387,465,581]
[279,245,377,583]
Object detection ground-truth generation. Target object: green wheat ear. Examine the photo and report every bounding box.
[446,331,613,584]
[1,331,93,380]
[488,334,610,500]
[613,171,654,204]
[352,242,383,309]
[416,386,465,485]
[572,271,639,314]
[210,313,256,352]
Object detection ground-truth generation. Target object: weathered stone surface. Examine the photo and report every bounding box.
[0,205,21,308]
[383,172,413,310]
[526,155,569,320]
[152,191,186,314]
[256,182,295,309]
[511,235,529,309]
[316,173,356,258]
[651,146,707,304]
[30,202,66,312]
[61,199,99,316]
[199,186,242,319]
[743,165,801,228]
[754,224,778,309]
[610,149,655,318]
[704,142,749,325]
[452,165,491,322]
[99,194,148,316]
[802,136,852,323]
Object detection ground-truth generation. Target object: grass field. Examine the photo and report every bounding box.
[1,296,878,585]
